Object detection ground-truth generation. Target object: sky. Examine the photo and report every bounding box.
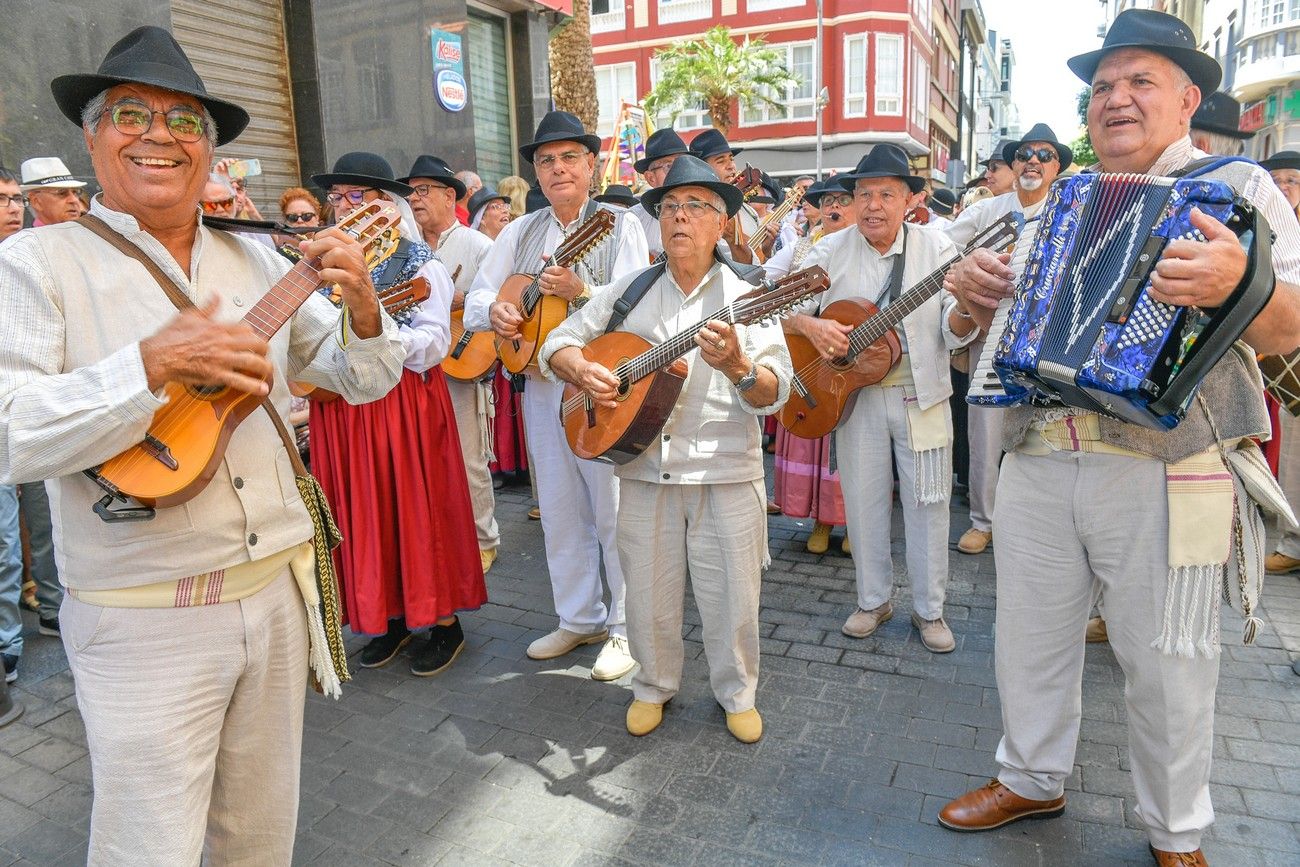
[977,0,1109,142]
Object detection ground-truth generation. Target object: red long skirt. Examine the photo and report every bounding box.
[489,367,529,474]
[310,368,485,635]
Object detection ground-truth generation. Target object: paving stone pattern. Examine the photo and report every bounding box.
[0,474,1296,866]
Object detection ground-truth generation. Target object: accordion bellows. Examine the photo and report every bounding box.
[992,172,1273,429]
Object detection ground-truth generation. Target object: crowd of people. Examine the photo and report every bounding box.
[0,9,1298,865]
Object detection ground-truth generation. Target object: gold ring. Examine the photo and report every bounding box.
[716,340,725,350]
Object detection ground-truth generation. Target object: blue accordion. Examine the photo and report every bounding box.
[988,170,1273,429]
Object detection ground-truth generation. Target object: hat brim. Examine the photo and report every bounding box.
[1261,156,1300,171]
[21,179,87,191]
[51,72,250,147]
[633,146,689,173]
[641,178,744,219]
[518,132,601,164]
[837,171,926,194]
[468,194,511,220]
[1002,141,1075,170]
[595,194,639,207]
[395,173,467,199]
[310,172,414,198]
[1067,44,1221,96]
[691,145,744,161]
[1193,119,1255,140]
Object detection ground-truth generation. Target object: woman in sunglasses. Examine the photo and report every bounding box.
[278,186,321,232]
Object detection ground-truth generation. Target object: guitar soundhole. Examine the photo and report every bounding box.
[187,383,227,400]
[615,357,632,401]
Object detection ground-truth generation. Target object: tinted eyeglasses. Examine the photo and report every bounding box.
[284,212,317,223]
[408,183,450,198]
[326,189,377,206]
[1015,147,1057,164]
[201,198,235,213]
[103,99,206,142]
[818,193,855,208]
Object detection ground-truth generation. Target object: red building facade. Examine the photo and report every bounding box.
[591,0,945,179]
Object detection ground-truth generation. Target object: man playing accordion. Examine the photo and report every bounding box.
[938,11,1300,866]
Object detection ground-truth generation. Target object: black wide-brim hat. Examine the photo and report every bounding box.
[467,187,510,221]
[595,184,639,207]
[928,187,957,215]
[802,178,834,208]
[51,25,250,147]
[1191,91,1254,140]
[688,128,743,161]
[1261,150,1300,171]
[634,128,690,173]
[640,155,744,218]
[837,144,925,194]
[1068,8,1221,95]
[1002,123,1074,170]
[312,152,413,198]
[398,154,467,198]
[519,111,601,164]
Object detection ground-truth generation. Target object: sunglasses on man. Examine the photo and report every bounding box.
[1015,147,1058,164]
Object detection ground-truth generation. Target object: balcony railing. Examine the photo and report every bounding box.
[658,0,712,25]
[592,6,626,33]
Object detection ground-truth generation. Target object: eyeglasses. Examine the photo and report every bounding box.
[0,194,26,208]
[819,193,854,208]
[408,183,449,198]
[326,188,376,206]
[655,200,721,219]
[1271,175,1300,188]
[103,99,206,143]
[284,212,317,223]
[201,198,234,213]
[645,160,676,174]
[534,151,586,170]
[1014,147,1057,163]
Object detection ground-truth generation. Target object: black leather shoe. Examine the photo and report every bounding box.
[410,618,465,677]
[38,617,60,637]
[359,620,411,668]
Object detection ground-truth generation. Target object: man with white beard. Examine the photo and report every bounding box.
[943,123,1069,556]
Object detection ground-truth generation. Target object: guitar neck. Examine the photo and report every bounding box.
[243,257,327,339]
[845,257,955,357]
[620,299,760,386]
[520,236,601,315]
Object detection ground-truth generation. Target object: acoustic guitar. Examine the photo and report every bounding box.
[305,276,433,403]
[562,265,830,464]
[89,203,400,510]
[443,309,499,382]
[496,209,617,374]
[779,214,1021,439]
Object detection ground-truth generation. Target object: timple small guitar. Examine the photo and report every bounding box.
[496,209,617,374]
[304,276,433,403]
[443,309,499,382]
[89,203,400,512]
[562,265,830,464]
[779,214,1021,439]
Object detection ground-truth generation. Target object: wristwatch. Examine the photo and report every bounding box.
[732,362,759,392]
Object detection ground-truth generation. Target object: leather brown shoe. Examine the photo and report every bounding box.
[843,602,893,638]
[1086,615,1109,643]
[938,780,1065,831]
[1149,845,1208,866]
[1265,551,1300,574]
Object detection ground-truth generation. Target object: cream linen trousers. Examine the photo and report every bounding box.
[1276,410,1300,558]
[993,450,1219,852]
[619,478,767,713]
[446,377,501,550]
[61,568,307,866]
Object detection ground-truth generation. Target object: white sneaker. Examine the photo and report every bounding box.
[591,635,636,681]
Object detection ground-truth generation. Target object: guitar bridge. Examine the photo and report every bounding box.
[83,471,156,522]
[584,395,596,429]
[450,332,471,360]
[142,434,179,470]
[791,374,818,408]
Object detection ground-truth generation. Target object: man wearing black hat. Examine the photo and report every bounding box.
[539,155,792,744]
[1262,150,1300,218]
[923,188,957,231]
[465,110,648,682]
[0,26,406,863]
[1189,91,1254,157]
[943,122,1070,558]
[941,11,1300,863]
[690,128,774,262]
[793,144,981,655]
[402,155,501,577]
[628,128,691,258]
[983,138,1017,196]
[594,184,638,209]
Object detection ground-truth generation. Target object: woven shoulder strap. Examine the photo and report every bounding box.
[76,214,310,478]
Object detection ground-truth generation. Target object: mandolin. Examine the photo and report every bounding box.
[780,215,1021,439]
[562,265,830,463]
[304,276,433,403]
[443,309,499,382]
[496,209,617,374]
[745,182,806,264]
[89,203,400,512]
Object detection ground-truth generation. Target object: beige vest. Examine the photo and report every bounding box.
[33,223,317,590]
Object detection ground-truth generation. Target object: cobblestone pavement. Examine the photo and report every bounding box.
[0,474,1295,866]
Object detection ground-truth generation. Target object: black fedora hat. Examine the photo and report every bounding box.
[1002,123,1074,169]
[837,144,925,194]
[594,184,639,207]
[634,129,690,173]
[1191,92,1254,140]
[641,155,744,218]
[525,185,549,214]
[467,187,510,222]
[311,152,413,198]
[801,178,834,208]
[398,155,467,198]
[1261,150,1300,171]
[688,128,743,161]
[1068,9,1221,95]
[51,25,249,147]
[928,187,957,216]
[983,139,1016,167]
[519,111,601,164]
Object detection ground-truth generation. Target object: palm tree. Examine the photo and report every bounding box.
[549,0,600,133]
[643,26,802,135]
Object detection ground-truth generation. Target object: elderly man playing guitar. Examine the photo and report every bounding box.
[0,27,404,864]
[540,156,793,744]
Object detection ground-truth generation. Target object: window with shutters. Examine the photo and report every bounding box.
[740,41,815,125]
[468,10,516,184]
[650,58,712,130]
[875,33,903,116]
